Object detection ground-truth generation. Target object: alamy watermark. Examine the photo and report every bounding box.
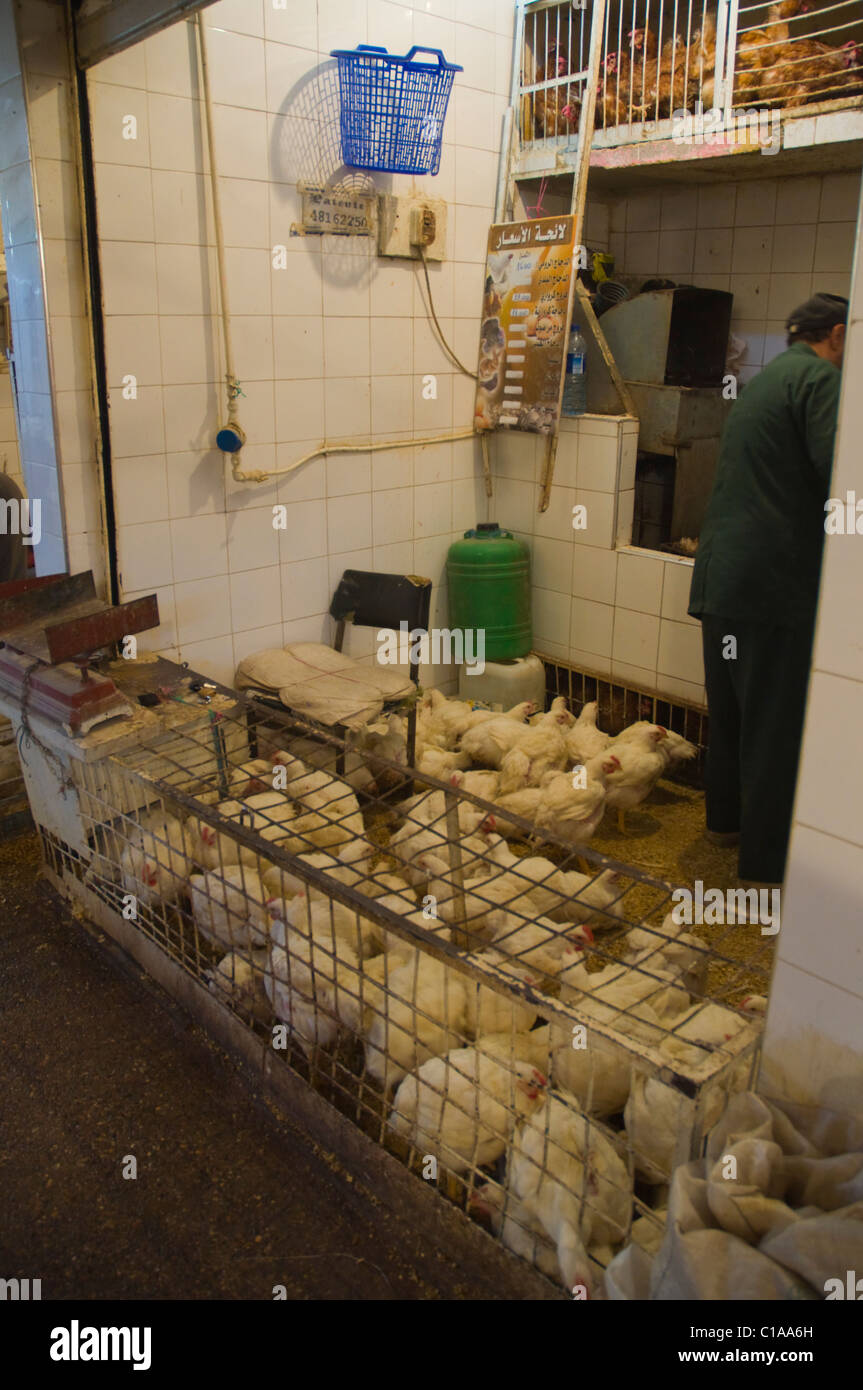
[0,1276,41,1299]
[672,104,780,157]
[50,1322,151,1370]
[671,880,780,935]
[0,496,41,545]
[376,621,486,675]
[825,491,863,533]
[825,1270,863,1299]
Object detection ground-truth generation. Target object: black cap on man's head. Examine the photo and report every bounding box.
[786,292,849,337]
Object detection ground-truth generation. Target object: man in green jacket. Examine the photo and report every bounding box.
[688,292,847,885]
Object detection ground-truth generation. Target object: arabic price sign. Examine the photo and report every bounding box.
[474,215,577,436]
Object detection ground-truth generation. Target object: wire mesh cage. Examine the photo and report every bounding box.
[733,0,863,110]
[518,0,863,151]
[330,44,463,175]
[33,692,771,1295]
[520,0,591,144]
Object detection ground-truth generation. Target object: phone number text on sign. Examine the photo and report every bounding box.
[299,186,375,236]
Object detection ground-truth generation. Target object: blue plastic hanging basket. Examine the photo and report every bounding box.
[330,44,462,176]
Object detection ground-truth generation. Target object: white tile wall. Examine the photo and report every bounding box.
[525,434,707,706]
[758,196,863,1119]
[610,170,859,367]
[87,0,511,673]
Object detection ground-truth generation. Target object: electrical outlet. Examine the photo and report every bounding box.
[377,194,447,261]
[409,204,436,247]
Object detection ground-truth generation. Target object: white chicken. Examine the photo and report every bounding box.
[187,792,296,870]
[478,1026,552,1072]
[279,733,376,796]
[364,891,452,955]
[660,999,762,1070]
[460,698,569,769]
[353,713,408,793]
[458,716,533,769]
[265,915,362,1056]
[361,869,416,900]
[509,1092,632,1295]
[542,866,627,928]
[227,758,273,798]
[493,755,614,848]
[624,1069,729,1183]
[431,860,623,936]
[448,768,501,801]
[261,851,365,903]
[388,1045,547,1174]
[557,955,691,1034]
[564,702,612,764]
[528,696,576,729]
[280,892,379,960]
[268,752,366,857]
[468,1182,562,1284]
[417,746,471,779]
[207,948,271,1023]
[419,689,535,749]
[188,866,270,950]
[612,721,697,770]
[602,725,669,831]
[497,722,568,793]
[269,750,342,804]
[388,788,492,865]
[548,1014,634,1118]
[279,805,367,858]
[119,807,192,907]
[362,952,470,1091]
[461,951,541,1037]
[485,908,592,976]
[622,914,710,997]
[422,855,578,932]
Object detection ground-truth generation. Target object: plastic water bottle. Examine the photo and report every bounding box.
[562,324,587,416]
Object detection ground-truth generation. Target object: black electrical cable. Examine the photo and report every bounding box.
[416,247,478,380]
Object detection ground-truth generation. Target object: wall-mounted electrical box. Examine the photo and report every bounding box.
[377,194,447,261]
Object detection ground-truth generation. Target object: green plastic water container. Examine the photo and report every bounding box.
[446,522,532,661]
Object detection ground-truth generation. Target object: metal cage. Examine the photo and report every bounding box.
[27,692,769,1294]
[516,0,863,153]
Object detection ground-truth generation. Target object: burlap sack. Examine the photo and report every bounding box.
[235,643,415,729]
[604,1090,863,1300]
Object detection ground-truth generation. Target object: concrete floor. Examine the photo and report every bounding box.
[0,829,502,1301]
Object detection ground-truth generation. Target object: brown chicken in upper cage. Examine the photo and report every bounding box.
[629,18,718,119]
[761,35,862,107]
[597,49,630,127]
[733,0,842,106]
[531,42,581,138]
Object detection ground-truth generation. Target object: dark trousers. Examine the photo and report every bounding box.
[700,614,815,883]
